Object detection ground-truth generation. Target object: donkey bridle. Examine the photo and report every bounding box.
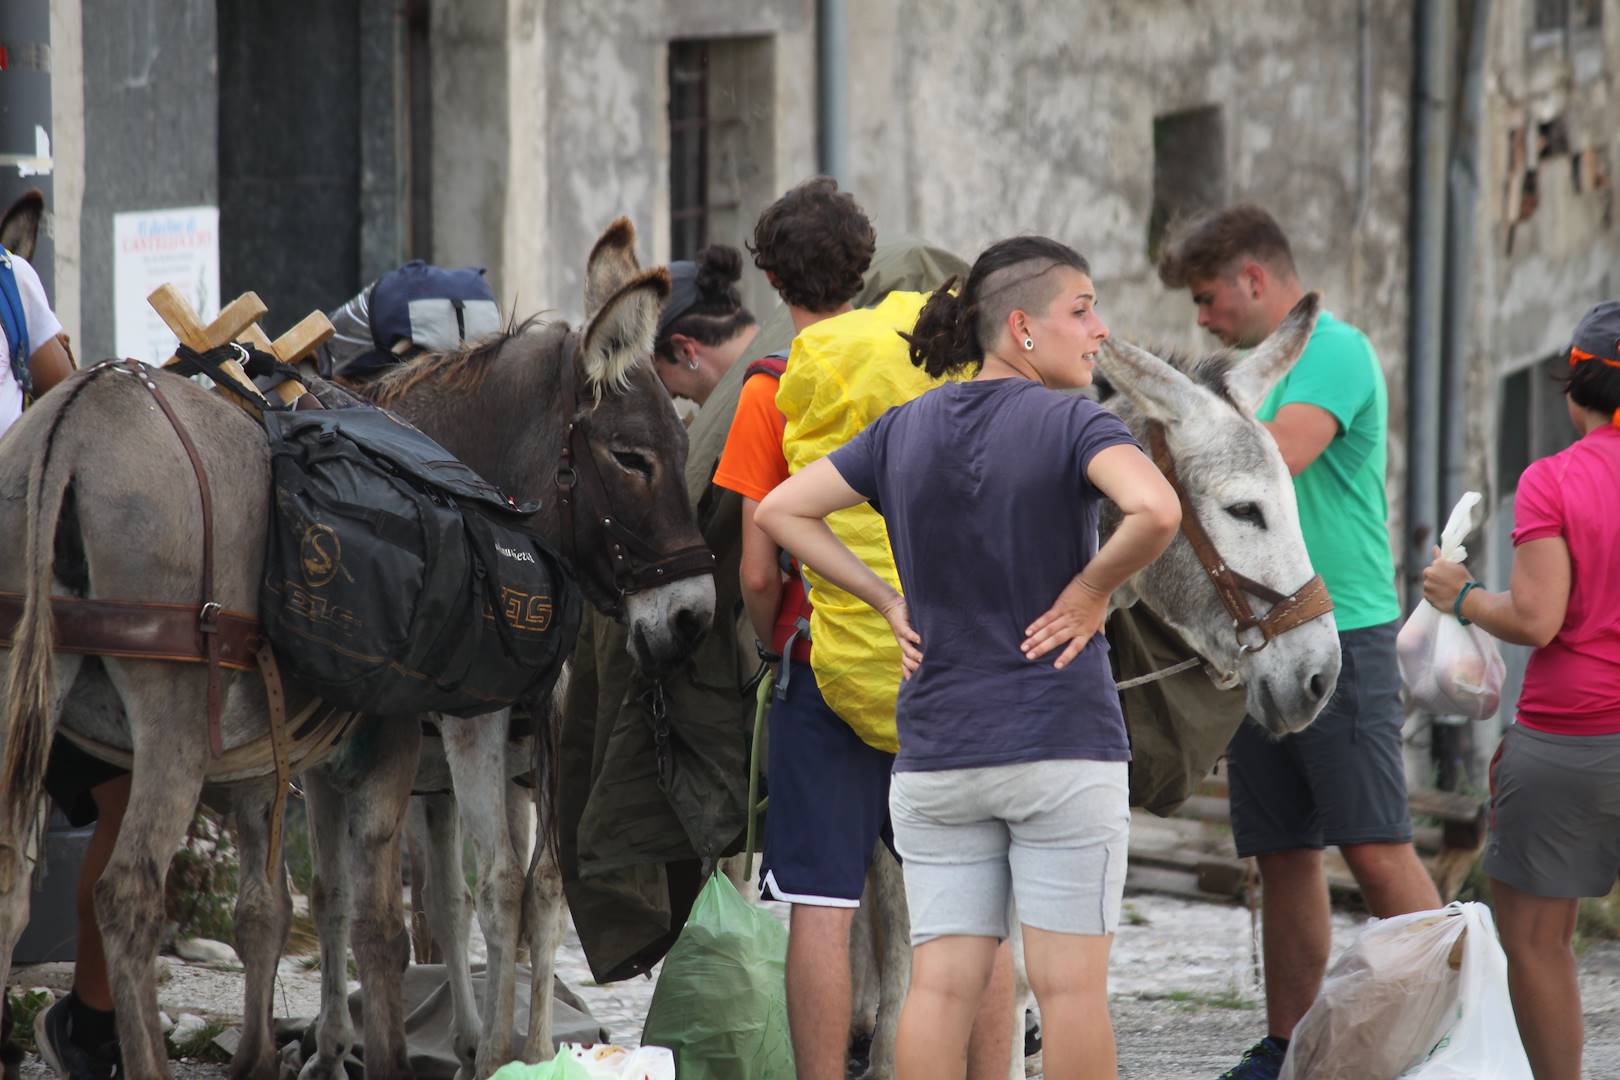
[1147,422,1333,654]
[553,331,715,616]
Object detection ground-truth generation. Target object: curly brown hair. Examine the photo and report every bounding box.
[748,177,875,313]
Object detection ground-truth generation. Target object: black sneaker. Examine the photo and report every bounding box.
[1217,1036,1287,1080]
[32,996,121,1080]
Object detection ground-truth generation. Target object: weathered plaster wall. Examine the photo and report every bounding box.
[433,0,813,326]
[844,0,1414,372]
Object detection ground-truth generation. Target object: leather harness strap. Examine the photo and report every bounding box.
[256,641,292,876]
[553,332,715,615]
[1147,422,1334,652]
[0,594,260,669]
[116,360,229,755]
[0,359,302,875]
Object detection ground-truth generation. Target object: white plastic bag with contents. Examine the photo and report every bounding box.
[1396,492,1507,719]
[1279,902,1531,1080]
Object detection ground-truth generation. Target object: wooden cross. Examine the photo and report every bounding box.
[149,284,330,411]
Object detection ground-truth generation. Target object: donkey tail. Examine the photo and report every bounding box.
[1,387,85,830]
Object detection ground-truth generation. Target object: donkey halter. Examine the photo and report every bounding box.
[553,331,715,614]
[1147,422,1334,654]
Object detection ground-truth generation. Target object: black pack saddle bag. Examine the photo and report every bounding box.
[259,406,582,717]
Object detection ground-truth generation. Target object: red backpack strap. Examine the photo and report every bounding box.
[742,350,789,381]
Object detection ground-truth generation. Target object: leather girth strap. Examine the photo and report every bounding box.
[1146,421,1334,650]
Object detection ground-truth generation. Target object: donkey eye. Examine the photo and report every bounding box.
[612,450,653,479]
[1225,502,1267,529]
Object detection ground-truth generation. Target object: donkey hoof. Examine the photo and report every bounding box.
[296,1054,352,1080]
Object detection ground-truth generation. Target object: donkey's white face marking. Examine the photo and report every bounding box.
[623,575,717,674]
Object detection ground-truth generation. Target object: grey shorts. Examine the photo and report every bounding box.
[1485,724,1620,899]
[888,758,1130,945]
[1227,620,1414,858]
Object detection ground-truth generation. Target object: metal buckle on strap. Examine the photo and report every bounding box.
[198,601,223,632]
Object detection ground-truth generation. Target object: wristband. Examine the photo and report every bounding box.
[1453,581,1481,626]
[755,640,782,663]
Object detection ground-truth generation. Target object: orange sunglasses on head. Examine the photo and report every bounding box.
[1570,343,1620,369]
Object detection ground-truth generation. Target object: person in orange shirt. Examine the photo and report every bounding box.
[714,177,1012,1080]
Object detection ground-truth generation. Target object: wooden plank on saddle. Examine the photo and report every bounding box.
[150,284,271,412]
[241,311,331,406]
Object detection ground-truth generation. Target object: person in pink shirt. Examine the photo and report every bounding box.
[1423,300,1620,1080]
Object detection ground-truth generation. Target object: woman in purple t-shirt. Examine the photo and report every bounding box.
[757,236,1181,1080]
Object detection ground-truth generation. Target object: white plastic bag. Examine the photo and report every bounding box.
[1396,492,1507,719]
[491,1044,675,1080]
[1278,902,1531,1080]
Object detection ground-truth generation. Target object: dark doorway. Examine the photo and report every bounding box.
[218,0,362,334]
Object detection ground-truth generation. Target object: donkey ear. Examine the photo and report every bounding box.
[580,266,671,394]
[584,217,642,318]
[1224,291,1321,413]
[1095,337,1206,424]
[0,189,44,260]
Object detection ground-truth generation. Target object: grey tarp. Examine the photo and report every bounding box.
[558,240,1247,982]
[284,965,607,1078]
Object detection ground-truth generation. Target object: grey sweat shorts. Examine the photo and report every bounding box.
[1485,723,1620,899]
[889,758,1130,945]
[1227,620,1415,857]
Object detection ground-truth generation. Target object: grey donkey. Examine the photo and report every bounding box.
[0,217,715,1080]
[849,294,1342,1080]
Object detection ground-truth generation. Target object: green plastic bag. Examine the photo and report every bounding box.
[490,1049,593,1079]
[641,873,796,1078]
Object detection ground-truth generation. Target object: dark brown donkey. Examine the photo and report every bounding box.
[0,218,714,1080]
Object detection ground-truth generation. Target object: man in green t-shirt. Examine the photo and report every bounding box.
[1159,205,1441,1080]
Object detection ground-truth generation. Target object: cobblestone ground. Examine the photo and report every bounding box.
[15,891,1620,1078]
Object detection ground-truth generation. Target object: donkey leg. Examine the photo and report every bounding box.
[519,825,563,1062]
[1007,917,1030,1080]
[848,870,879,1058]
[421,792,480,1078]
[231,777,293,1080]
[345,728,419,1080]
[405,798,439,964]
[864,844,911,1080]
[94,686,207,1079]
[441,711,524,1077]
[505,779,533,965]
[299,770,357,1080]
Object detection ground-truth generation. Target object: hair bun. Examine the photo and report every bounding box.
[695,244,744,300]
[900,276,980,379]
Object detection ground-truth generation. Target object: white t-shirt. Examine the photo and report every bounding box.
[0,251,62,436]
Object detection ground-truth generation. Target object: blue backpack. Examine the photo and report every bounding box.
[0,246,31,405]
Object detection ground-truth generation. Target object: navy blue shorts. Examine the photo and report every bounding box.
[759,669,895,907]
[1227,620,1414,857]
